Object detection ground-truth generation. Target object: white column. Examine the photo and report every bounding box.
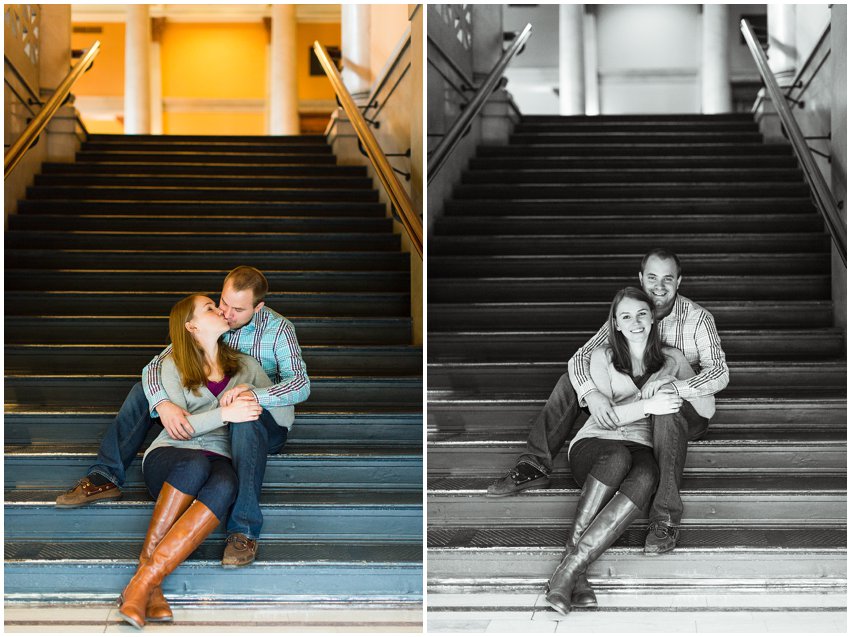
[341,4,372,102]
[701,4,731,113]
[559,4,585,115]
[124,5,151,134]
[583,9,599,116]
[270,4,299,135]
[150,18,164,135]
[767,4,797,83]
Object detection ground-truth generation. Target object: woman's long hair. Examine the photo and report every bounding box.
[607,287,665,378]
[169,294,242,395]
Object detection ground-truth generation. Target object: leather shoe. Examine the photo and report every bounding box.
[487,462,549,497]
[644,521,680,554]
[56,476,121,508]
[222,533,257,567]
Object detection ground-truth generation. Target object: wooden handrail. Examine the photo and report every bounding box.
[313,40,422,258]
[741,20,845,265]
[5,40,101,179]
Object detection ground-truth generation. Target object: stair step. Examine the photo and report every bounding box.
[88,133,327,143]
[427,475,846,524]
[35,174,373,189]
[5,269,409,293]
[426,329,845,361]
[75,150,339,164]
[6,230,400,251]
[513,121,760,132]
[427,397,847,431]
[5,541,422,601]
[508,132,765,144]
[5,344,422,375]
[427,361,846,393]
[27,185,378,202]
[83,142,332,154]
[479,143,793,157]
[454,183,810,199]
[18,198,387,216]
[42,161,368,177]
[4,291,409,317]
[8,214,392,233]
[6,412,422,446]
[462,167,804,183]
[428,275,830,302]
[444,197,814,215]
[428,253,829,276]
[5,376,423,410]
[470,155,800,169]
[521,114,755,122]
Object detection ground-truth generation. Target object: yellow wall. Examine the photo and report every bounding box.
[370,5,409,81]
[298,22,340,101]
[72,22,125,96]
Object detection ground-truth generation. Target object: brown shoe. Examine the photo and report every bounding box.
[222,533,257,568]
[56,476,121,508]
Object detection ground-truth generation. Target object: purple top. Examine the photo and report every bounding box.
[206,375,231,397]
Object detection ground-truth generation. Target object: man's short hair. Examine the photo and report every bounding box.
[224,266,268,306]
[641,248,682,279]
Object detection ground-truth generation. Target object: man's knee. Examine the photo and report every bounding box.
[632,460,659,495]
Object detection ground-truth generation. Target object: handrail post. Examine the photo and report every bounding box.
[741,19,846,266]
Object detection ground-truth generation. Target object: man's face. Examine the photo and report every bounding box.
[639,256,681,317]
[218,282,263,330]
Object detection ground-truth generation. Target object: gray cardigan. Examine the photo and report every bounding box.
[142,352,295,466]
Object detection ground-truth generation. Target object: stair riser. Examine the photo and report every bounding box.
[479,145,792,157]
[9,216,392,233]
[444,199,814,215]
[470,157,800,170]
[454,184,810,199]
[5,378,423,410]
[4,348,423,376]
[6,232,401,252]
[17,200,387,216]
[88,133,327,142]
[428,279,830,302]
[509,133,765,144]
[512,123,760,133]
[462,169,804,184]
[5,414,422,446]
[6,272,408,294]
[27,187,379,202]
[43,162,368,176]
[428,255,829,277]
[5,318,412,344]
[35,175,374,189]
[75,152,338,164]
[82,143,332,154]
[6,250,408,272]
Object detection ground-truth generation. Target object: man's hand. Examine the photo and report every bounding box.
[640,376,677,399]
[157,400,194,440]
[586,390,619,430]
[644,390,683,415]
[222,396,263,423]
[219,384,252,407]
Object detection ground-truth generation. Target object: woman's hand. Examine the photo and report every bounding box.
[222,396,262,423]
[643,390,683,415]
[219,384,252,407]
[640,376,677,399]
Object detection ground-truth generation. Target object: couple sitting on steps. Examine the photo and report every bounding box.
[486,248,729,615]
[55,266,310,629]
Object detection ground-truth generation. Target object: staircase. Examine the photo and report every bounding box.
[4,134,423,612]
[427,114,846,625]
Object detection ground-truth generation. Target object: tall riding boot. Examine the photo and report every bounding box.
[118,500,221,629]
[565,475,617,608]
[545,491,641,615]
[136,483,194,622]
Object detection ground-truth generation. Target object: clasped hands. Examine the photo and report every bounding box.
[158,384,260,441]
[586,375,682,431]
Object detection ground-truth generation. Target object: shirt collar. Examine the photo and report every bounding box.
[228,310,260,337]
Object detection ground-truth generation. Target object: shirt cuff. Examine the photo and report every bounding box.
[576,381,599,406]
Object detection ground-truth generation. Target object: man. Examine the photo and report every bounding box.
[488,248,729,554]
[56,266,310,567]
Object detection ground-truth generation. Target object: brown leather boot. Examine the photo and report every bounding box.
[139,483,194,622]
[118,500,221,629]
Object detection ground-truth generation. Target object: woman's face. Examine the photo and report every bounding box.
[614,296,653,345]
[186,296,230,340]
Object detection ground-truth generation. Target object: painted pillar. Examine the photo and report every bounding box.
[124,4,151,134]
[270,4,299,135]
[767,4,797,83]
[701,4,732,113]
[341,4,372,103]
[559,4,585,115]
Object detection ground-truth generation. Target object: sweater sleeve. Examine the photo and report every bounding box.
[158,358,226,437]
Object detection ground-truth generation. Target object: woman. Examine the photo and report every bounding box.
[117,294,290,629]
[545,287,714,615]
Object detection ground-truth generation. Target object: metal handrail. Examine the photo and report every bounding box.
[5,40,100,179]
[427,23,531,184]
[741,19,845,265]
[313,41,422,258]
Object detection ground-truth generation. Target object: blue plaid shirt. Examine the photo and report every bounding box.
[142,306,310,415]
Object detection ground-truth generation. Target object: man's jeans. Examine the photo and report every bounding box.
[227,409,288,540]
[649,401,709,526]
[518,372,589,475]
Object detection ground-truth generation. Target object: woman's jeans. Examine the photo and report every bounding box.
[569,437,658,510]
[143,447,237,521]
[88,381,288,539]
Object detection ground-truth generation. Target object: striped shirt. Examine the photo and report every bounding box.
[142,306,310,415]
[568,294,729,403]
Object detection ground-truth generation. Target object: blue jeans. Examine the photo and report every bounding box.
[518,372,589,475]
[569,438,659,510]
[88,382,161,488]
[650,401,709,526]
[227,409,288,539]
[143,446,237,521]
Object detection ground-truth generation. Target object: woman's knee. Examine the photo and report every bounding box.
[588,444,632,486]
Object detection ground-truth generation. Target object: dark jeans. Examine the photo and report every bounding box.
[650,401,709,526]
[518,372,589,475]
[569,437,658,510]
[143,446,237,520]
[87,381,289,538]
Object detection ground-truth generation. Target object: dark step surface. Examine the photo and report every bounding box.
[453,183,811,199]
[17,198,387,216]
[83,141,331,154]
[461,167,804,183]
[35,173,374,188]
[27,185,378,202]
[478,143,793,157]
[74,150,339,164]
[469,155,800,170]
[42,161,368,177]
[508,132,766,144]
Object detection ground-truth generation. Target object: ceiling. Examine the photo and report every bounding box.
[70,4,342,24]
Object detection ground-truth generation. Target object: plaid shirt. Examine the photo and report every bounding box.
[568,294,729,403]
[142,306,310,415]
